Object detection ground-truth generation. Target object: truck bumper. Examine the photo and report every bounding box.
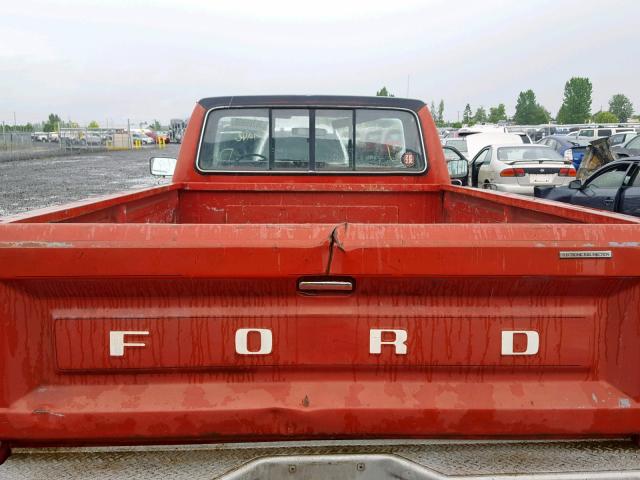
[3,439,640,479]
[490,183,536,196]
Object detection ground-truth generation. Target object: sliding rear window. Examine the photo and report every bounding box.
[198,107,425,173]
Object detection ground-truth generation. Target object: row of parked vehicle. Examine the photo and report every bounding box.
[442,125,640,218]
[31,129,172,146]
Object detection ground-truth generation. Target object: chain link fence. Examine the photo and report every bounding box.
[0,122,175,161]
[0,127,134,161]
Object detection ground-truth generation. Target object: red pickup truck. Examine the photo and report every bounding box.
[2,96,640,478]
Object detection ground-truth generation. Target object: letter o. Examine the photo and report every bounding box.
[235,328,273,355]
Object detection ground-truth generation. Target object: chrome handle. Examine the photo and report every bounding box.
[298,280,354,292]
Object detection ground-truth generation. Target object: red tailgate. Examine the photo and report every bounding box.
[1,223,640,445]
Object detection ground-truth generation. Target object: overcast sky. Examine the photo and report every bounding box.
[1,0,638,127]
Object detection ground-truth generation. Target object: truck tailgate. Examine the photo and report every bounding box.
[1,223,640,445]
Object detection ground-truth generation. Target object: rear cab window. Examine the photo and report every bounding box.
[198,107,425,174]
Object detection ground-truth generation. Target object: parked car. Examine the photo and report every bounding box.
[509,131,533,144]
[131,133,154,145]
[464,132,524,160]
[565,130,579,139]
[457,125,508,136]
[32,132,49,142]
[608,132,637,147]
[535,157,640,217]
[83,134,102,146]
[537,135,588,170]
[443,145,469,185]
[611,134,640,158]
[535,126,572,139]
[443,138,468,158]
[469,144,575,195]
[576,127,635,142]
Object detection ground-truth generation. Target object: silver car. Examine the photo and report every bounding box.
[469,144,576,196]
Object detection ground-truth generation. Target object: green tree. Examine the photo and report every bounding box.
[592,111,619,123]
[430,100,436,117]
[513,90,549,124]
[376,86,394,97]
[87,120,99,129]
[488,104,507,123]
[608,94,634,123]
[150,120,162,131]
[43,113,61,132]
[463,104,472,124]
[437,99,445,126]
[473,106,487,124]
[557,77,592,124]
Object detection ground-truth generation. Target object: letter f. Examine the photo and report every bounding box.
[109,330,149,357]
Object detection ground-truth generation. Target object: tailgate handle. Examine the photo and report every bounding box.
[297,278,354,293]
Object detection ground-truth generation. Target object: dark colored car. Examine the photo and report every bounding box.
[608,132,637,147]
[535,157,640,217]
[443,145,469,185]
[537,135,587,170]
[611,134,640,158]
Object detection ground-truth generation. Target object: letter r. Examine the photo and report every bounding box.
[369,329,408,355]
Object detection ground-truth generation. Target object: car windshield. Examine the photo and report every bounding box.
[497,146,563,162]
[445,139,467,152]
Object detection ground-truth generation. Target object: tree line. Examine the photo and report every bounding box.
[376,78,636,126]
[1,115,165,133]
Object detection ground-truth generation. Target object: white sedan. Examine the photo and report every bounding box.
[469,144,576,196]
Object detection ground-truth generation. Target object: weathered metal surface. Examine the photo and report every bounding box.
[0,100,639,452]
[3,440,640,479]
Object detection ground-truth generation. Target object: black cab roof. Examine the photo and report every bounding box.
[198,95,426,112]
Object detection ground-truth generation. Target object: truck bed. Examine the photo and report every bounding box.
[1,179,640,447]
[2,182,638,225]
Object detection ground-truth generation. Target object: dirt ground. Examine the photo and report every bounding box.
[0,145,178,217]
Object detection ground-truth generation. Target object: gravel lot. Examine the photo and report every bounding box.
[0,145,178,217]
